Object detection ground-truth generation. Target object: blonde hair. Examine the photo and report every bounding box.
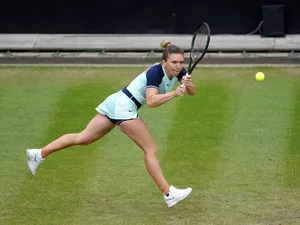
[160,40,172,48]
[160,40,184,61]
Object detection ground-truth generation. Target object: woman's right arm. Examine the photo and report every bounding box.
[146,85,186,108]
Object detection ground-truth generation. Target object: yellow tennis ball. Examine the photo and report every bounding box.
[255,72,265,81]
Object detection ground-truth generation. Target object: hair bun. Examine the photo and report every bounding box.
[160,40,172,48]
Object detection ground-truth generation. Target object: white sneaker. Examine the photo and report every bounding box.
[164,185,192,208]
[26,149,44,176]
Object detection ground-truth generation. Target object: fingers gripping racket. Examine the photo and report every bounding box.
[187,22,211,74]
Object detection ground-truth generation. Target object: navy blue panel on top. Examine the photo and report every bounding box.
[146,64,164,89]
[177,68,187,81]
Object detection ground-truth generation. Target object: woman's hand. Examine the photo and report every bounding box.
[182,74,193,86]
[174,84,186,97]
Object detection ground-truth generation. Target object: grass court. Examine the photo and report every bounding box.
[0,66,299,225]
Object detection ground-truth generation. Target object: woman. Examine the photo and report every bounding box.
[26,40,195,208]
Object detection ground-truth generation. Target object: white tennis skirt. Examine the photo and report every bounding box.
[96,91,138,120]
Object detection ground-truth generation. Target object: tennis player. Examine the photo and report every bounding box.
[26,40,195,208]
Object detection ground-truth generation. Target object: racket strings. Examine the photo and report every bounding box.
[191,25,209,61]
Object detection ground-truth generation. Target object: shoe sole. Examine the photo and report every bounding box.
[168,188,192,208]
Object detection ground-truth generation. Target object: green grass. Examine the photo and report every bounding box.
[0,66,300,225]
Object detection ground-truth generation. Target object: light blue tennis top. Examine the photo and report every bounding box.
[125,63,187,106]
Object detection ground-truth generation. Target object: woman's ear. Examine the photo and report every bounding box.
[162,59,167,68]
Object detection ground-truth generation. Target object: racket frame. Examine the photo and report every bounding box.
[187,22,211,74]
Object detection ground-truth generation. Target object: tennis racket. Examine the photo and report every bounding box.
[187,22,211,74]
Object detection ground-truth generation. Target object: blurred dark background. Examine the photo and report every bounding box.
[1,0,299,34]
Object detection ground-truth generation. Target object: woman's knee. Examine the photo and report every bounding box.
[144,144,157,156]
[74,133,96,145]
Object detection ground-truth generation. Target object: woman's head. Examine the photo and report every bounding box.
[160,40,185,77]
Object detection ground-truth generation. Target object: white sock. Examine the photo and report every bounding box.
[37,149,45,161]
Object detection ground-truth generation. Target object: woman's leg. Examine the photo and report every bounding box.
[26,114,115,176]
[119,118,170,195]
[41,113,116,158]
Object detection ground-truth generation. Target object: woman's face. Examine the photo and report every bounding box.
[162,53,184,78]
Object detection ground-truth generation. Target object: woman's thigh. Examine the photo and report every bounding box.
[119,118,155,152]
[80,113,116,142]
